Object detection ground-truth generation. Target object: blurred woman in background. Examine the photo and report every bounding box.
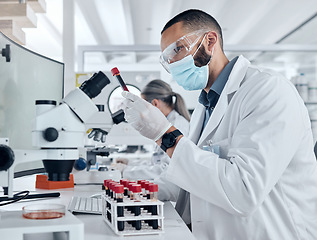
[118,79,190,201]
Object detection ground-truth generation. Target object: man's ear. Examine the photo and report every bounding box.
[151,99,160,107]
[206,31,217,52]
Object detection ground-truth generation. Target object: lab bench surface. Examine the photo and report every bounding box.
[0,174,195,240]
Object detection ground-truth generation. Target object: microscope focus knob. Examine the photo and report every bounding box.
[74,157,87,171]
[0,144,14,171]
[43,127,59,142]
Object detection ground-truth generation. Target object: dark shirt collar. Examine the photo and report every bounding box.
[199,56,238,108]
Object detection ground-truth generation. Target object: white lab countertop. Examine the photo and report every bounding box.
[0,173,195,240]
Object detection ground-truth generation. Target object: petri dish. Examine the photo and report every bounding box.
[22,203,65,220]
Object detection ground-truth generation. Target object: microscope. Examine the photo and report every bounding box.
[0,71,111,197]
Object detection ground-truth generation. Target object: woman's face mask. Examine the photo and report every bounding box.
[169,35,212,91]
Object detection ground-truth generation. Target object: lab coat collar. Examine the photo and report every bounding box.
[197,55,251,146]
[188,103,205,144]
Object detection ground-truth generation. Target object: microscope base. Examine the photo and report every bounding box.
[35,174,74,190]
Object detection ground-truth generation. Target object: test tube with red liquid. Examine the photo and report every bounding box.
[111,67,129,91]
[120,179,129,196]
[115,185,125,231]
[133,184,142,230]
[149,183,159,229]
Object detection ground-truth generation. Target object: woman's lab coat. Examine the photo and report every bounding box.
[123,109,189,201]
[166,55,317,239]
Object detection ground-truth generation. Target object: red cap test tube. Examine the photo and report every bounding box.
[111,67,129,92]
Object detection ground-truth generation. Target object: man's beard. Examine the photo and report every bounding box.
[194,44,211,67]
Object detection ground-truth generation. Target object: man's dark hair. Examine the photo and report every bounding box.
[161,9,223,50]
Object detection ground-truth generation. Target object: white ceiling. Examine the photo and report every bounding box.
[21,0,317,77]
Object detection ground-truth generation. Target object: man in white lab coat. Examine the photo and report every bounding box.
[122,9,317,240]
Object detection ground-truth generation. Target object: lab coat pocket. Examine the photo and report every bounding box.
[203,144,220,155]
[203,138,229,159]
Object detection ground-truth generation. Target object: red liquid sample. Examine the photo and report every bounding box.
[23,211,65,219]
[111,67,129,92]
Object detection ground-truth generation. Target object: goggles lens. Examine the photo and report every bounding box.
[160,30,208,72]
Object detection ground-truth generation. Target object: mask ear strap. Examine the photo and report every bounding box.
[192,33,207,58]
[206,47,214,65]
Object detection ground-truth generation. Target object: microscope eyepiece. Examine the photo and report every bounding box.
[79,71,111,98]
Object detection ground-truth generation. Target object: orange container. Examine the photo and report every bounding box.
[35,174,74,189]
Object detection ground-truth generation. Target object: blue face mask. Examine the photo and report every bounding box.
[169,55,210,91]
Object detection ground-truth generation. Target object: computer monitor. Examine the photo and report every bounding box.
[0,32,64,176]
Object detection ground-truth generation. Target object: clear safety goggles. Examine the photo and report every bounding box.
[160,29,209,73]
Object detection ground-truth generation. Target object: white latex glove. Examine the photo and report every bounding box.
[121,91,172,141]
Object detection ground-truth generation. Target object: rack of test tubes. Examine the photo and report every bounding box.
[102,179,164,236]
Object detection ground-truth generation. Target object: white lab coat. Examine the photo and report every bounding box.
[166,55,317,240]
[123,109,189,201]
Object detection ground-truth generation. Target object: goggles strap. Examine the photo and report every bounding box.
[192,33,207,58]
